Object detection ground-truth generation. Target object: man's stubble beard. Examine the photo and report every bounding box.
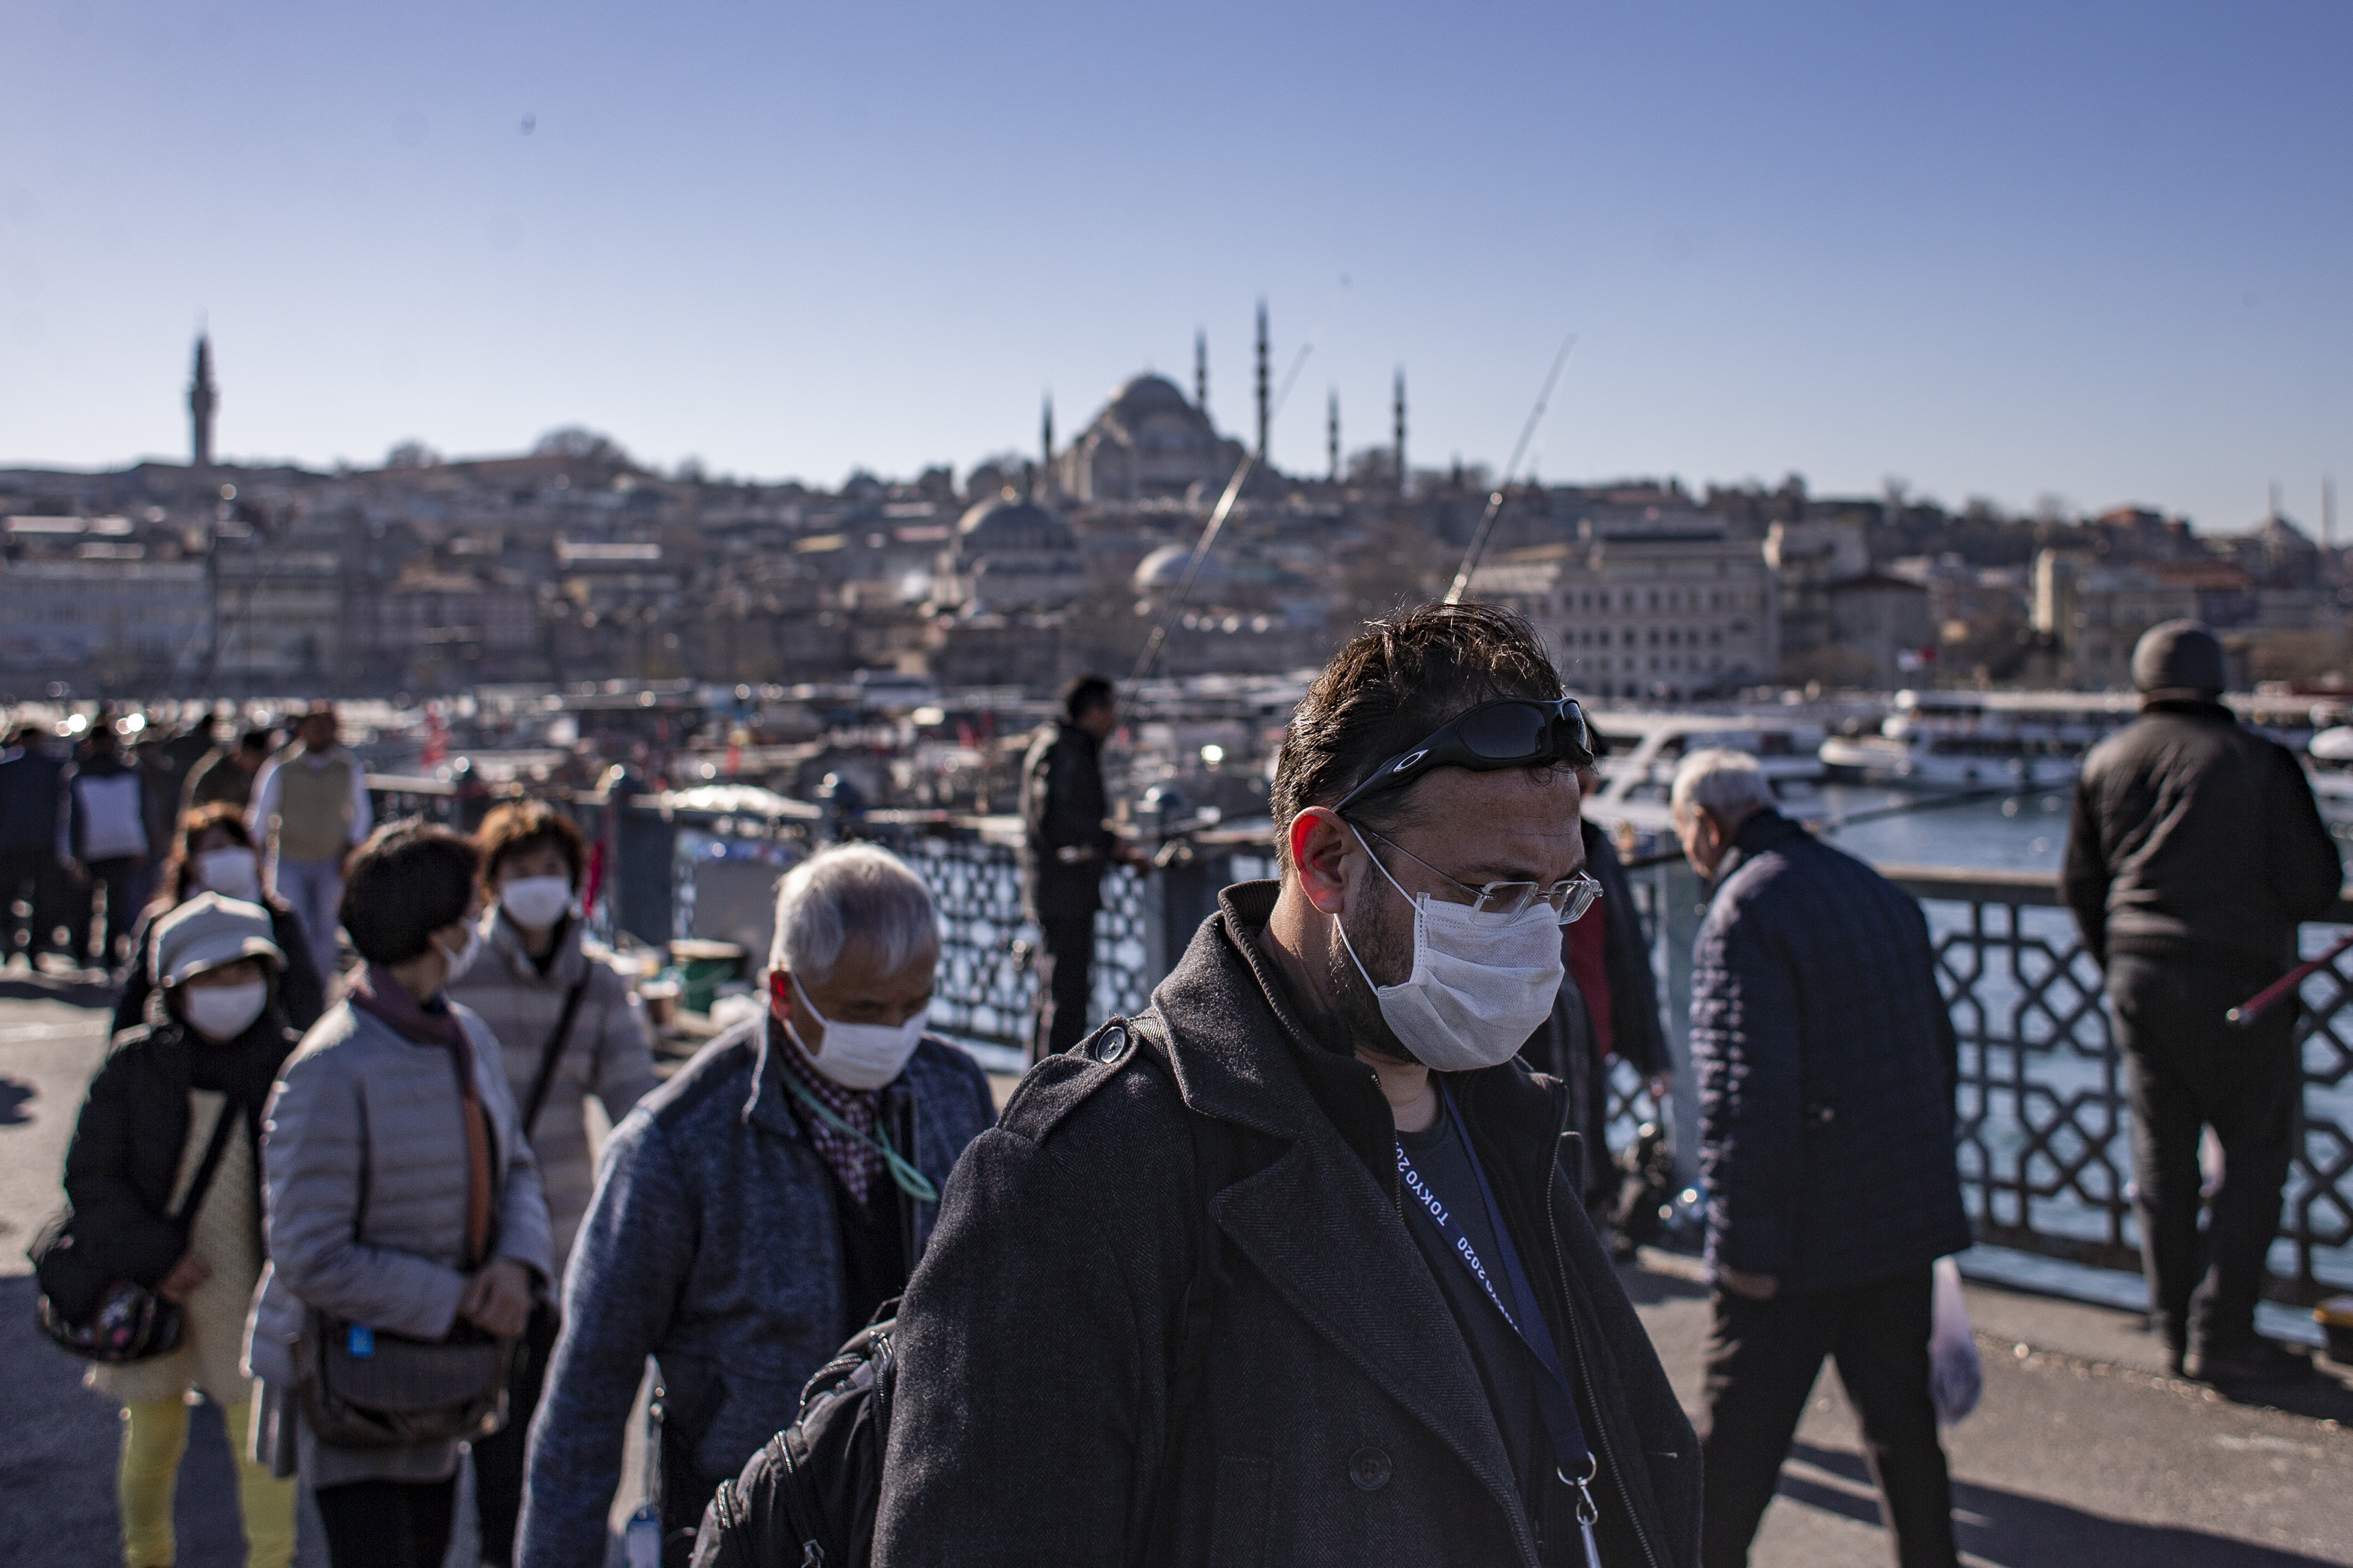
[1323,876,1419,1067]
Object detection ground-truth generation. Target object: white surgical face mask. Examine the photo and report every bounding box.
[1335,827,1566,1073]
[194,847,263,903]
[182,979,268,1042]
[499,876,573,932]
[782,974,927,1091]
[438,923,484,984]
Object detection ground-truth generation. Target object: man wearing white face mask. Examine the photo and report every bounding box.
[880,604,1699,1568]
[519,843,996,1568]
[449,800,658,1566]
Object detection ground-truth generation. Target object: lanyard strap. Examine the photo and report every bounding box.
[778,1071,941,1205]
[1396,1087,1597,1498]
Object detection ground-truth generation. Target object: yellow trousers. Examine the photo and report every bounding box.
[118,1397,296,1568]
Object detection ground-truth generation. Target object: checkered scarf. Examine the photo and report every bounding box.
[775,1024,885,1207]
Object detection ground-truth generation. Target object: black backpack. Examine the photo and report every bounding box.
[690,1018,1233,1568]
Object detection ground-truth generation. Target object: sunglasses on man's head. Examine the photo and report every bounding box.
[1330,698,1595,817]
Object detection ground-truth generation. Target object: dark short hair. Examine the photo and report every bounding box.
[1064,674,1115,723]
[475,799,586,890]
[1270,602,1564,862]
[238,727,273,753]
[340,820,479,964]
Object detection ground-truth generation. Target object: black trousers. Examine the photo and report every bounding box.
[1700,1266,1958,1568]
[315,1476,457,1568]
[73,854,142,969]
[0,846,63,958]
[472,1303,561,1565]
[2108,954,2302,1358]
[1031,914,1096,1066]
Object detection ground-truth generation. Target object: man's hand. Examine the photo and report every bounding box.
[1717,1267,1779,1301]
[63,860,88,885]
[1644,1070,1675,1104]
[458,1259,534,1338]
[156,1252,211,1304]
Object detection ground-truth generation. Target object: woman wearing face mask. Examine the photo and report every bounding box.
[243,821,553,1568]
[446,799,656,1567]
[65,894,302,1568]
[116,802,325,1037]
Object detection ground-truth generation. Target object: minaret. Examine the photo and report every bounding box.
[1254,300,1270,462]
[1195,328,1209,413]
[1392,367,1407,499]
[1327,390,1340,483]
[188,333,218,469]
[1041,393,1054,471]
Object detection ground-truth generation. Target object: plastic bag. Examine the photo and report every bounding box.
[1929,1255,1982,1425]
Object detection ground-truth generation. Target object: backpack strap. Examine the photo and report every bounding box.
[520,973,594,1143]
[1112,1014,1238,1568]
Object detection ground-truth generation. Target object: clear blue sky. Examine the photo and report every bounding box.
[3,1,2346,534]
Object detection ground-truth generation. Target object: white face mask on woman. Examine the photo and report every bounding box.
[182,979,268,1042]
[498,876,573,932]
[194,847,263,903]
[1334,826,1566,1073]
[781,973,927,1091]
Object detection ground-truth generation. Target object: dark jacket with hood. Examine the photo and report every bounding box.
[876,881,1700,1568]
[2062,698,2340,975]
[58,1005,298,1308]
[1020,718,1117,920]
[1689,811,1970,1294]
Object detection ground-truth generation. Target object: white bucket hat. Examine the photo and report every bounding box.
[152,893,285,987]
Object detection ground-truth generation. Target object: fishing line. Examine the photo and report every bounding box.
[1443,332,1577,606]
[1131,276,1351,683]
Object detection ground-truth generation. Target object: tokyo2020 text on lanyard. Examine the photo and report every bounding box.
[1395,1082,1605,1568]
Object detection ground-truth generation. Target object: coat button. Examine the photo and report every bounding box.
[1348,1448,1391,1491]
[1092,1025,1129,1065]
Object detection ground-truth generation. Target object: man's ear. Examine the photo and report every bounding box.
[1289,808,1355,917]
[768,968,795,1022]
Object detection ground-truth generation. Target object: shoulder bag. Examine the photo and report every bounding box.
[32,1097,241,1362]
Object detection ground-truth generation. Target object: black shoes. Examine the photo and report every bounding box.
[2183,1339,2315,1385]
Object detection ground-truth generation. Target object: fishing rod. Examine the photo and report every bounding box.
[2227,930,2353,1028]
[1613,784,2037,871]
[1441,333,1577,606]
[1131,279,1350,684]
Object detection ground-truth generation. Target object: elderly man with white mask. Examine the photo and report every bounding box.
[518,842,996,1568]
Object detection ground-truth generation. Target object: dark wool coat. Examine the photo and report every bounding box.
[1689,811,1972,1293]
[59,1009,297,1307]
[1019,719,1116,921]
[877,881,1700,1568]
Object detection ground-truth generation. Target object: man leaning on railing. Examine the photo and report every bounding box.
[2061,620,2341,1386]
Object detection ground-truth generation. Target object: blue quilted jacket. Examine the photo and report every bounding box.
[1689,811,1972,1293]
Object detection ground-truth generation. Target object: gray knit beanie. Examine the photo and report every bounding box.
[2131,620,2226,698]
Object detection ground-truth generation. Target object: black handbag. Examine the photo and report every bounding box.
[30,1102,241,1363]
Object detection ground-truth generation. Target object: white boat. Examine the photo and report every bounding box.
[1819,690,2139,791]
[2307,727,2353,805]
[1581,709,1827,835]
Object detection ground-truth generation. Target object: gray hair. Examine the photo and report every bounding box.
[770,843,940,983]
[1669,747,1776,822]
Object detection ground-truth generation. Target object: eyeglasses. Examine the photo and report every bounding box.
[1330,698,1594,817]
[1353,821,1603,926]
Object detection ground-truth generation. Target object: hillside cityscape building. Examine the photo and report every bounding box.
[1,332,2346,704]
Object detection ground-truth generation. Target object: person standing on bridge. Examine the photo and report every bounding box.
[0,720,71,968]
[186,724,276,816]
[1671,747,1970,1568]
[448,799,657,1567]
[879,605,1698,1568]
[2063,620,2340,1385]
[1020,673,1148,1065]
[65,895,302,1568]
[247,702,372,991]
[518,844,994,1568]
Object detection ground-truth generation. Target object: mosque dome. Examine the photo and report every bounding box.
[1133,542,1230,593]
[1111,374,1193,419]
[956,496,1074,554]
